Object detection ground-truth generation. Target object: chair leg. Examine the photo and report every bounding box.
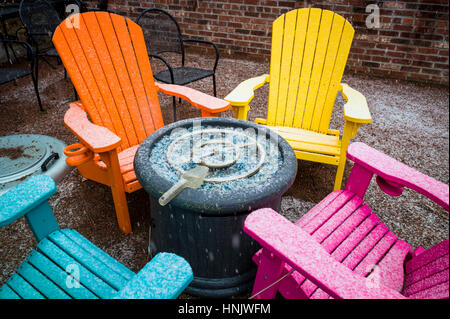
[103,150,132,234]
[333,158,346,191]
[212,74,217,97]
[250,249,284,299]
[110,183,132,235]
[172,96,177,122]
[333,121,361,191]
[32,55,44,112]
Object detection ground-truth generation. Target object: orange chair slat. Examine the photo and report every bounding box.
[93,12,143,148]
[127,19,164,132]
[57,15,129,148]
[122,171,137,184]
[118,146,139,161]
[125,180,142,193]
[52,22,104,128]
[76,13,134,150]
[109,14,151,144]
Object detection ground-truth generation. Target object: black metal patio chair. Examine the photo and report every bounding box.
[19,0,63,81]
[135,8,219,121]
[0,38,43,111]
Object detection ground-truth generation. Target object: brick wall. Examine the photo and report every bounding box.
[89,0,449,85]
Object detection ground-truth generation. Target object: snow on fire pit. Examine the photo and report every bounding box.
[134,117,297,298]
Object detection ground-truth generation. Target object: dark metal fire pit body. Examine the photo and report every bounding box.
[134,117,297,298]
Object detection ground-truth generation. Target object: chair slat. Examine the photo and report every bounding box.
[286,139,340,156]
[405,254,449,287]
[366,239,410,292]
[56,15,130,149]
[80,12,142,149]
[5,274,44,299]
[318,21,354,132]
[127,19,164,133]
[269,126,340,147]
[110,13,150,144]
[321,204,372,252]
[283,9,309,127]
[341,222,389,270]
[312,196,363,243]
[301,10,334,130]
[37,238,117,298]
[52,24,104,127]
[310,14,345,132]
[274,10,297,126]
[292,8,322,129]
[47,231,129,290]
[404,268,449,297]
[405,239,449,274]
[87,12,139,149]
[301,190,354,233]
[296,190,343,227]
[16,262,70,299]
[266,14,284,125]
[26,250,98,299]
[330,214,380,262]
[353,231,398,276]
[60,229,135,281]
[406,281,449,299]
[0,284,21,299]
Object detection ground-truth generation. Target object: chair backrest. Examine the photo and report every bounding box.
[266,8,354,134]
[19,0,61,41]
[135,8,184,58]
[52,11,164,152]
[403,239,449,299]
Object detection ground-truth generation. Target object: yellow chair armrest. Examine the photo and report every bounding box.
[341,83,372,124]
[224,74,269,106]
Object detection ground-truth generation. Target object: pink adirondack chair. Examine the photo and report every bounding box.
[244,142,449,299]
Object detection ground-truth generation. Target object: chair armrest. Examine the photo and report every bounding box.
[64,102,121,153]
[115,252,193,299]
[0,175,56,228]
[341,83,372,124]
[347,142,449,211]
[244,208,406,299]
[182,39,219,71]
[155,82,230,115]
[224,74,269,107]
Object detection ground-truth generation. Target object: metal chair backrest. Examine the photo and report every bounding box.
[135,8,184,61]
[19,0,61,42]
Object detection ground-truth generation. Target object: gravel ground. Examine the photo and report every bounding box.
[0,53,448,298]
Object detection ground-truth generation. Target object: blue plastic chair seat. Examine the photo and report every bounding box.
[0,229,135,299]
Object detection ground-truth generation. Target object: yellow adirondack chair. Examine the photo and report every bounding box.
[224,8,371,190]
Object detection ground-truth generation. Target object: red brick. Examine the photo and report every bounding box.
[79,0,449,85]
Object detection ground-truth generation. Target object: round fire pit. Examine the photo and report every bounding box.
[134,117,297,297]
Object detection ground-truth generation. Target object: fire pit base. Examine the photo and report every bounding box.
[149,195,282,298]
[135,117,297,298]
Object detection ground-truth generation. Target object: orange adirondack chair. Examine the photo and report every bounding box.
[52,12,230,234]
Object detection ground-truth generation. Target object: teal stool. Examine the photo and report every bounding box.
[0,175,193,299]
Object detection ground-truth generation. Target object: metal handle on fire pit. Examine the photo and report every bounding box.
[159,178,189,206]
[41,152,60,172]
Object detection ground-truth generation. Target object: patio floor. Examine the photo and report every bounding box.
[0,53,448,298]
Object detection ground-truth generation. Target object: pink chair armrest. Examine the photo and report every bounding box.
[244,208,406,299]
[347,142,449,211]
[64,102,121,153]
[155,82,230,114]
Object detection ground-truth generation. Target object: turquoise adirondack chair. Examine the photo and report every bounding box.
[0,175,193,299]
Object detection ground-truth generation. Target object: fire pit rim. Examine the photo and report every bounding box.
[134,117,298,215]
